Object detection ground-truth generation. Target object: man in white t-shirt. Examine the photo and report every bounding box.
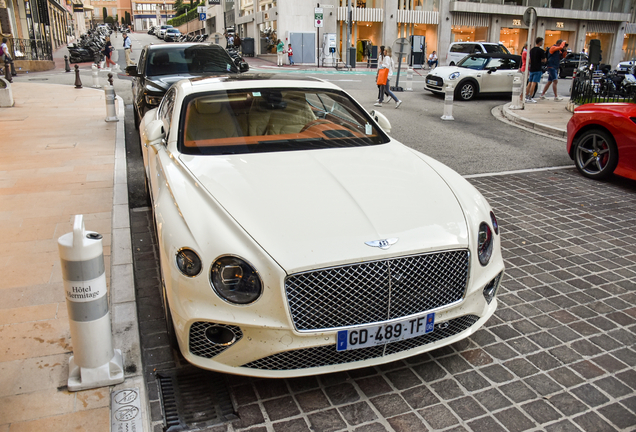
[427,51,438,68]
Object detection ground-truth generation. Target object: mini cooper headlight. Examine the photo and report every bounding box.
[449,72,460,80]
[477,222,493,266]
[210,256,262,304]
[176,248,202,277]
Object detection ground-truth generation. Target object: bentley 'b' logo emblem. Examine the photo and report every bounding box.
[365,238,398,250]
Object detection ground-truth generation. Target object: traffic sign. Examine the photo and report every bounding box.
[315,7,323,28]
[197,6,205,13]
[199,12,206,21]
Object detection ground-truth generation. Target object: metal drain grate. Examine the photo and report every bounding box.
[157,368,236,431]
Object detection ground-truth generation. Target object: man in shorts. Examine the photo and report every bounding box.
[540,39,567,101]
[525,37,546,103]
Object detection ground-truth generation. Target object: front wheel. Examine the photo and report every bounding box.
[574,129,618,180]
[455,81,478,101]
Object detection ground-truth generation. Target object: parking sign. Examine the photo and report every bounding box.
[314,8,323,28]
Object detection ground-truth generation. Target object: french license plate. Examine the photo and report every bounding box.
[336,313,435,351]
[427,79,437,85]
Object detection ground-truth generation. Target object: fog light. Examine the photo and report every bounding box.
[205,325,237,346]
[483,272,503,304]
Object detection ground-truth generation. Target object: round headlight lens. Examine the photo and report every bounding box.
[490,211,499,235]
[210,256,262,304]
[449,72,460,80]
[477,223,493,266]
[175,248,202,277]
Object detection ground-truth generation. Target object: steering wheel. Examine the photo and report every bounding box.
[300,119,335,133]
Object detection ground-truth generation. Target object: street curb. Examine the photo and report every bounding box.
[109,95,150,432]
[501,102,568,139]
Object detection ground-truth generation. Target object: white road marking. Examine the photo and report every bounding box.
[463,166,574,179]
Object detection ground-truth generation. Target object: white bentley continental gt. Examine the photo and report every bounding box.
[139,74,505,377]
[425,53,522,101]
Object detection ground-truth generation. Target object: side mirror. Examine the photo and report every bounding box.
[125,65,138,76]
[370,110,391,134]
[141,119,165,149]
[487,67,497,74]
[240,61,249,72]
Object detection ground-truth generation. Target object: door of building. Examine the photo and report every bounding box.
[290,32,316,65]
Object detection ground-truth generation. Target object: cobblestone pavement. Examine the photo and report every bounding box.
[136,169,636,432]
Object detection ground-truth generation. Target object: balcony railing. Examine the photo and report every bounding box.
[8,38,53,61]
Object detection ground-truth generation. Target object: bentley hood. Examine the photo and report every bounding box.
[179,143,470,273]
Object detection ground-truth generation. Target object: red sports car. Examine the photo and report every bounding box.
[567,103,636,180]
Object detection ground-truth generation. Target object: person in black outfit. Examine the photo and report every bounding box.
[525,37,546,102]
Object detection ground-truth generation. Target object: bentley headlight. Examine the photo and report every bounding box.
[477,222,493,266]
[176,248,202,277]
[449,72,460,80]
[210,256,262,304]
[490,211,499,235]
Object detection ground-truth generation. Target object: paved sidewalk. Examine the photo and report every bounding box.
[500,100,573,139]
[0,82,145,431]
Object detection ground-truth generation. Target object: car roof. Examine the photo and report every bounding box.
[146,42,222,51]
[451,42,501,45]
[175,73,340,94]
[464,53,521,60]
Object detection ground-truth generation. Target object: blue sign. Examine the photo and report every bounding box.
[336,331,347,351]
[199,13,206,21]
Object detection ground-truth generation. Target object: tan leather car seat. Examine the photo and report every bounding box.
[185,100,240,141]
[266,93,316,135]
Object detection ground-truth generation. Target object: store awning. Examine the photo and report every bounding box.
[586,21,617,34]
[452,12,489,28]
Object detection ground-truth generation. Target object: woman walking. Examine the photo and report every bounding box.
[103,36,116,69]
[374,47,402,108]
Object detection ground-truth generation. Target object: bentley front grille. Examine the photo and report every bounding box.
[285,250,469,331]
[189,322,243,359]
[242,315,479,370]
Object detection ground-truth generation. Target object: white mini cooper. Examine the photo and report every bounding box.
[425,53,522,101]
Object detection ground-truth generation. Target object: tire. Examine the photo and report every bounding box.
[573,129,618,180]
[133,105,141,130]
[162,280,179,350]
[559,67,566,79]
[455,81,478,101]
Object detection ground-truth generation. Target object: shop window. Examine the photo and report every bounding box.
[611,0,629,13]
[570,0,590,8]
[551,0,568,8]
[592,0,610,11]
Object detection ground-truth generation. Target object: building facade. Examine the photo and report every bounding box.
[201,0,634,66]
[131,0,175,30]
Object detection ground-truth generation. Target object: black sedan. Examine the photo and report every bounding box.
[126,43,247,128]
[559,53,588,78]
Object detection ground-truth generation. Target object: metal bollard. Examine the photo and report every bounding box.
[405,67,413,91]
[64,55,71,73]
[510,73,523,110]
[441,82,455,121]
[94,51,100,67]
[58,215,124,391]
[4,58,13,83]
[74,65,82,89]
[91,64,101,88]
[104,74,118,122]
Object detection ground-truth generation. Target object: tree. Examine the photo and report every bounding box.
[102,7,108,23]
